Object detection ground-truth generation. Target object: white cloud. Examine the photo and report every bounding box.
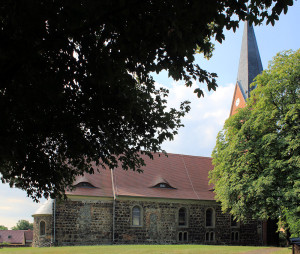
[5,198,30,204]
[159,81,235,157]
[0,206,13,211]
[0,183,45,229]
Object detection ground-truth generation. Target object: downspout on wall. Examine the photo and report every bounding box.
[110,168,116,243]
[53,198,56,246]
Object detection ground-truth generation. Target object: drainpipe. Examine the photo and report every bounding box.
[112,197,116,243]
[110,168,116,244]
[53,199,56,246]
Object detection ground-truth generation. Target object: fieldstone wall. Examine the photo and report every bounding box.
[32,215,53,247]
[34,198,262,246]
[113,199,262,245]
[240,219,263,245]
[54,199,113,246]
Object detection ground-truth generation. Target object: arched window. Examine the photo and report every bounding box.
[40,221,46,236]
[183,232,188,241]
[206,232,209,241]
[235,232,239,241]
[231,231,239,241]
[231,216,237,227]
[210,232,214,241]
[178,207,187,226]
[205,231,215,242]
[205,208,215,227]
[178,232,183,241]
[132,206,142,226]
[178,231,188,242]
[230,215,240,228]
[206,231,215,242]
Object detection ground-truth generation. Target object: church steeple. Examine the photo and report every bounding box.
[230,21,263,116]
[237,21,263,99]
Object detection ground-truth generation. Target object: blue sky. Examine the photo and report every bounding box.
[1,3,299,229]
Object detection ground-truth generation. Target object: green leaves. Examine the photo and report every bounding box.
[0,225,8,230]
[0,1,295,200]
[210,49,300,235]
[11,220,33,230]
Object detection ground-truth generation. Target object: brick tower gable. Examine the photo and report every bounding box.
[229,83,247,117]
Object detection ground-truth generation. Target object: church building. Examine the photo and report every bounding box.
[32,22,269,247]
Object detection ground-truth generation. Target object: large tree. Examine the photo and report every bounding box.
[0,1,294,200]
[210,50,300,236]
[0,225,8,230]
[12,220,33,230]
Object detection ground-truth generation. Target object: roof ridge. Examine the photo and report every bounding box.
[181,155,200,200]
[156,152,212,159]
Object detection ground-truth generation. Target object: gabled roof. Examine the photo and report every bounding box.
[65,153,215,201]
[237,21,263,100]
[229,81,247,117]
[0,230,26,244]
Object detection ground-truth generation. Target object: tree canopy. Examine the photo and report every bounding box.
[210,49,300,236]
[0,1,294,200]
[0,225,8,230]
[12,220,33,230]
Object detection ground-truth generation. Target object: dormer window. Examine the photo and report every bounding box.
[74,182,96,188]
[159,183,167,188]
[152,182,175,189]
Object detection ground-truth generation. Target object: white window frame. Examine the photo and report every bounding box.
[131,205,143,227]
[205,207,215,228]
[178,207,188,227]
[205,231,215,242]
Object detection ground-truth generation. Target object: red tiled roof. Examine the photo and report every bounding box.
[66,153,215,201]
[66,161,113,197]
[0,230,25,244]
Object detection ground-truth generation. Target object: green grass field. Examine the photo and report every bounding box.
[0,245,291,254]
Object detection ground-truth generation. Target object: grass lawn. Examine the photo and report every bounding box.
[0,245,291,254]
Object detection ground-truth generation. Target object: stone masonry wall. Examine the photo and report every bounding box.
[114,199,262,245]
[33,215,53,247]
[54,199,113,246]
[48,198,262,246]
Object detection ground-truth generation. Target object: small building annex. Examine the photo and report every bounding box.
[32,21,271,247]
[0,230,33,246]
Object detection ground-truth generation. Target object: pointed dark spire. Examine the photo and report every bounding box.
[237,21,263,99]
